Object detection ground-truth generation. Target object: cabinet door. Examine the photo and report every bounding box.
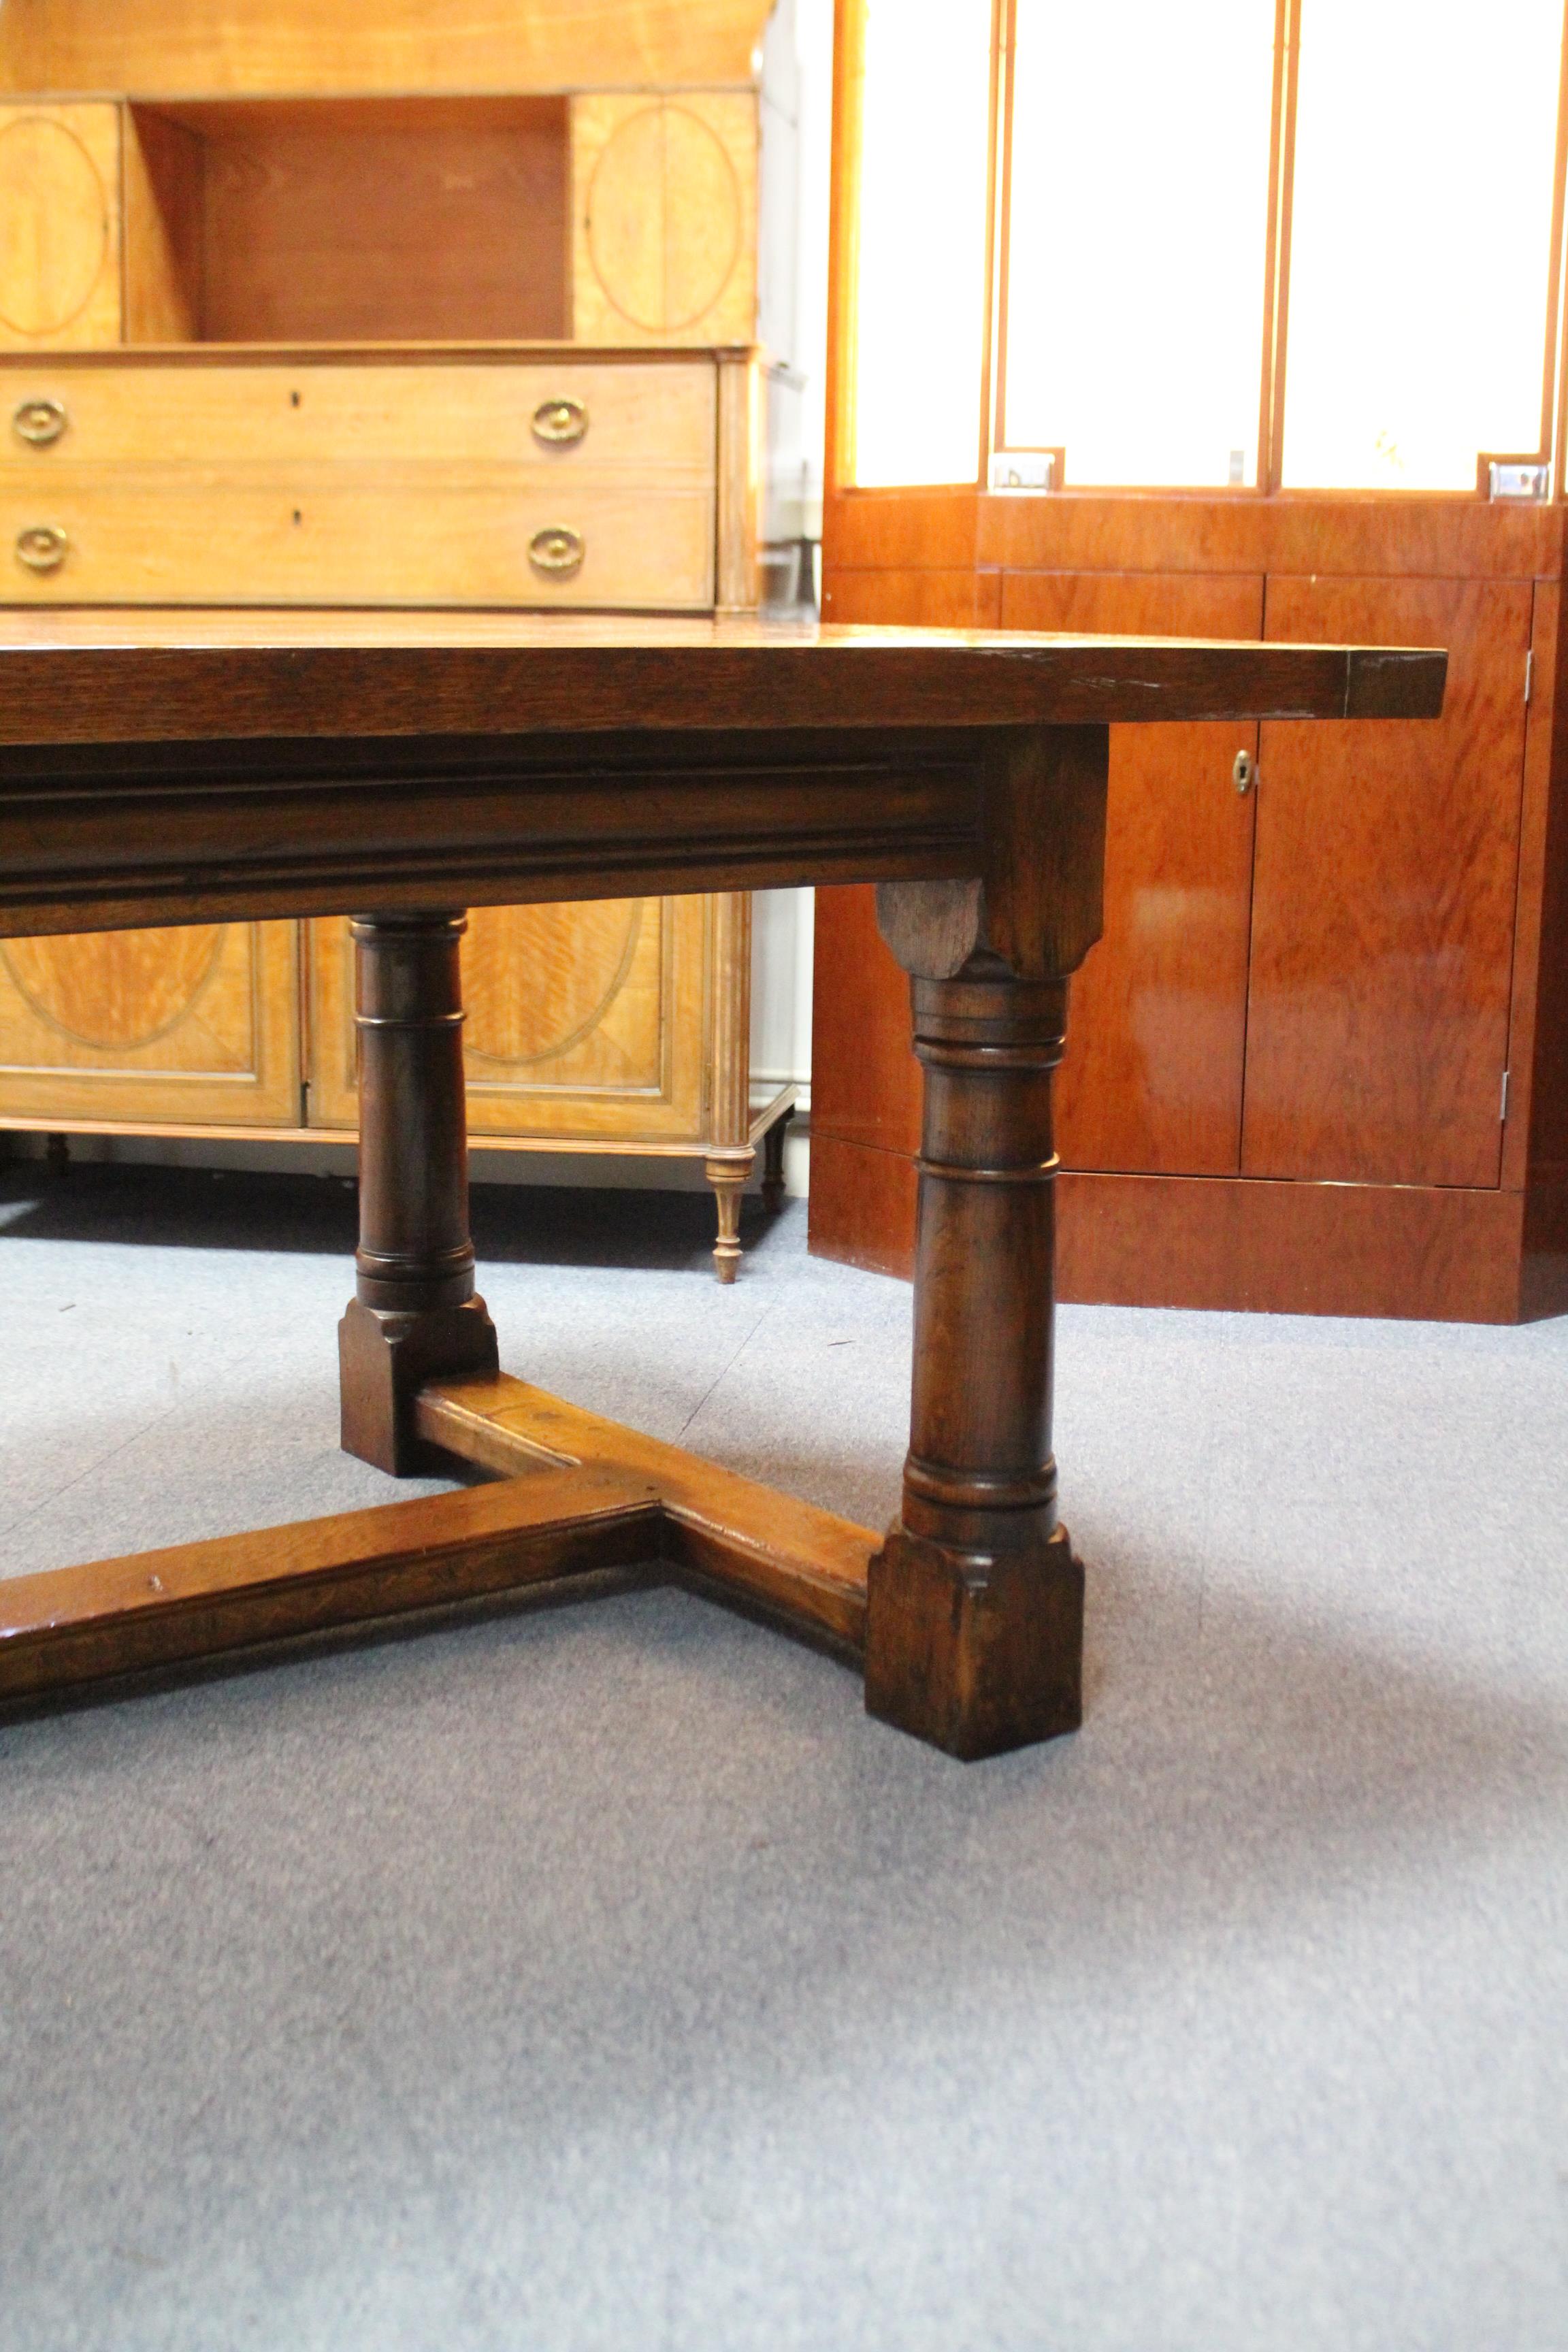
[0,103,122,350]
[571,93,756,347]
[0,921,300,1126]
[307,897,712,1142]
[1245,578,1530,1187]
[1002,570,1264,1173]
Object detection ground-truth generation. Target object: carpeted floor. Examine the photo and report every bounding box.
[1,1165,1566,2352]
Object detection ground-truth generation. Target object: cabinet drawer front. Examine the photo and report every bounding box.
[0,474,716,607]
[0,360,717,473]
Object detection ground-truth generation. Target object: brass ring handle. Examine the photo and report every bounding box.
[532,397,588,448]
[16,524,68,574]
[13,397,67,448]
[528,525,584,578]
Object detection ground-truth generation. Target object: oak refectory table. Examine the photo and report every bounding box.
[0,615,1444,1759]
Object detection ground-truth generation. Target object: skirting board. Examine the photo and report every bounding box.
[806,1134,1568,1324]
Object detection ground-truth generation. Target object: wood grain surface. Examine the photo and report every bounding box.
[180,97,570,344]
[0,0,774,99]
[0,101,121,350]
[0,1467,666,1705]
[1245,578,1529,1188]
[0,915,299,1125]
[0,613,1445,743]
[1002,571,1265,1175]
[418,1373,877,1652]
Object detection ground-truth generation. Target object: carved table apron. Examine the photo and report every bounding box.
[0,616,1445,1758]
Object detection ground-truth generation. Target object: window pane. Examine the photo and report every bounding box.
[1001,0,1276,488]
[1284,0,1563,491]
[849,0,993,487]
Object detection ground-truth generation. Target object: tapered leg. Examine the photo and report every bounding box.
[339,911,498,1475]
[864,972,1083,1760]
[705,1149,753,1282]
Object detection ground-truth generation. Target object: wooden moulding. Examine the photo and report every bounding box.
[0,1374,877,1709]
[806,1136,1554,1325]
[0,0,774,101]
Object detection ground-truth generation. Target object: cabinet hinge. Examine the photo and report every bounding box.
[1501,1068,1510,1123]
[1525,650,1535,704]
[300,1078,310,1124]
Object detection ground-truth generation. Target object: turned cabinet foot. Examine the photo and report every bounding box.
[706,1150,753,1283]
[865,1524,1083,1761]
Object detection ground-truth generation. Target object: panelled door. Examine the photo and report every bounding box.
[1246,578,1531,1188]
[0,921,299,1126]
[1000,570,1264,1174]
[307,897,712,1140]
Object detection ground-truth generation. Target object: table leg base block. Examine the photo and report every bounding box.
[864,1525,1084,1761]
[339,1294,500,1475]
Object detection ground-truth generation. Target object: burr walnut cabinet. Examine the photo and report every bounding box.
[0,0,791,1275]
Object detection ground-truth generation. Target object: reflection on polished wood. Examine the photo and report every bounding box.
[1002,570,1264,1177]
[814,485,1568,1322]
[1247,576,1531,1188]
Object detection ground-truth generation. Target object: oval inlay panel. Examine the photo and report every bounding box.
[463,902,643,1067]
[586,105,740,335]
[0,118,111,338]
[1,927,225,1051]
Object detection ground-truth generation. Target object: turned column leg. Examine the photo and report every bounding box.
[704,1149,754,1283]
[864,971,1083,1760]
[338,911,498,1475]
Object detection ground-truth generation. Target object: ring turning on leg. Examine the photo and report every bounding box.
[338,911,497,1475]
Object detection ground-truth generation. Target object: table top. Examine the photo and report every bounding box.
[0,611,1446,745]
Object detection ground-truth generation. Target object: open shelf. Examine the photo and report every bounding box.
[122,97,568,346]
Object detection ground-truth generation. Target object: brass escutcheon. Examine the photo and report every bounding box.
[531,397,588,448]
[16,523,68,573]
[13,397,67,448]
[528,525,585,576]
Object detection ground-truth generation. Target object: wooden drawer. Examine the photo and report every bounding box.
[0,359,717,474]
[0,470,716,607]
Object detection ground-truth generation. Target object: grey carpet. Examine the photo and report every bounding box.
[1,1166,1566,2352]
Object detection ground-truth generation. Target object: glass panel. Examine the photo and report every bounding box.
[849,0,994,487]
[1284,0,1563,491]
[1000,0,1277,488]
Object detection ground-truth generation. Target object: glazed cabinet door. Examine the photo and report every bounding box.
[1245,578,1530,1188]
[307,896,713,1141]
[1002,570,1265,1174]
[0,921,301,1125]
